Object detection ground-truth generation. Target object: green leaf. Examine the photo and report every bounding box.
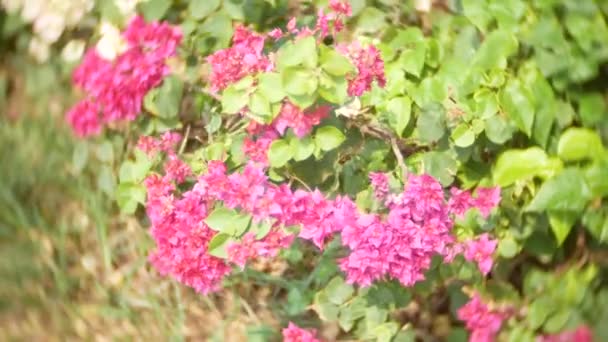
[526,168,592,213]
[473,30,518,70]
[268,139,293,168]
[282,68,318,96]
[286,287,309,315]
[188,0,220,19]
[339,297,367,332]
[585,158,608,198]
[386,96,412,137]
[221,85,248,114]
[462,0,492,32]
[320,47,354,76]
[500,79,535,137]
[204,207,252,236]
[249,91,272,121]
[578,92,606,127]
[155,76,184,118]
[277,36,318,69]
[544,310,571,333]
[484,115,514,144]
[207,233,232,259]
[313,291,340,321]
[257,73,285,103]
[116,183,146,214]
[417,103,446,143]
[325,276,354,305]
[422,150,458,186]
[398,38,426,77]
[528,297,552,330]
[451,123,476,147]
[291,136,315,161]
[493,147,560,187]
[139,0,171,20]
[356,7,387,33]
[557,127,604,161]
[318,73,348,105]
[252,219,274,240]
[119,157,152,184]
[498,236,519,258]
[548,212,577,245]
[315,126,345,152]
[373,322,399,342]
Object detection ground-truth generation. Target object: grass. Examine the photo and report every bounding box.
[0,83,284,340]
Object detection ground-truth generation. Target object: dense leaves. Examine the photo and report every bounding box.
[8,0,608,340]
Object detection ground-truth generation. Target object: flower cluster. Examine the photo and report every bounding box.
[339,175,498,287]
[338,42,386,96]
[66,16,182,137]
[463,233,498,275]
[144,133,501,292]
[369,172,389,200]
[206,25,271,92]
[282,322,322,342]
[458,292,510,342]
[538,326,593,342]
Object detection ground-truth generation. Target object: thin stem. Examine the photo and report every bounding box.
[391,136,408,179]
[179,124,190,155]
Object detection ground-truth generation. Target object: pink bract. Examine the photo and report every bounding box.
[206,25,271,92]
[67,16,182,137]
[282,322,322,342]
[463,233,498,275]
[539,326,594,342]
[458,292,509,342]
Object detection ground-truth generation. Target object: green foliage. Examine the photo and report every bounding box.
[6,0,608,340]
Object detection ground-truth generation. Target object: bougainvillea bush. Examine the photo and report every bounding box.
[52,0,608,340]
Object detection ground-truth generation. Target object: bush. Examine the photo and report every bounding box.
[3,0,608,341]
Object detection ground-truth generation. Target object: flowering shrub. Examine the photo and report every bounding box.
[12,0,605,340]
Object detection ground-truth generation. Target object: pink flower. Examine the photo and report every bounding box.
[538,326,593,342]
[226,233,257,268]
[67,16,182,137]
[207,25,271,92]
[458,293,508,342]
[338,42,386,96]
[329,0,353,16]
[448,187,476,218]
[463,233,498,275]
[369,172,389,200]
[138,136,159,156]
[474,187,501,218]
[273,103,330,137]
[287,18,297,33]
[268,28,283,40]
[164,154,191,183]
[282,322,322,342]
[340,174,455,287]
[65,100,102,137]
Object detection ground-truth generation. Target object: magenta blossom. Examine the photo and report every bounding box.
[538,326,593,342]
[474,187,501,218]
[458,292,509,342]
[338,42,386,96]
[463,233,498,275]
[369,172,389,200]
[282,322,322,342]
[206,25,271,92]
[67,16,181,137]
